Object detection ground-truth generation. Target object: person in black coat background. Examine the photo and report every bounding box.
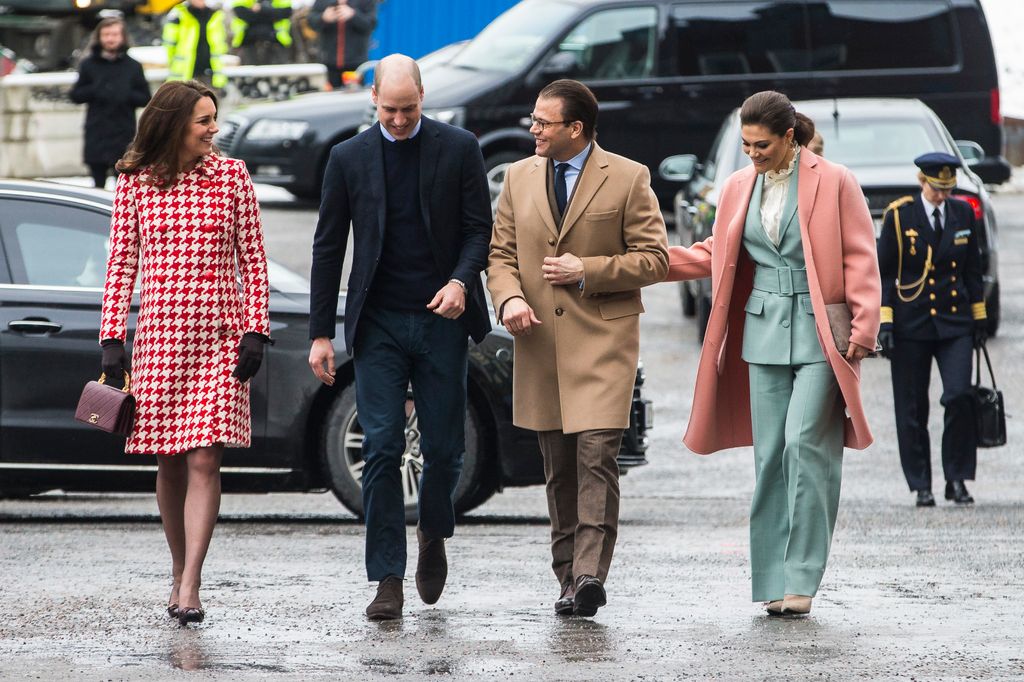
[308,54,491,621]
[70,17,151,188]
[309,0,378,88]
[877,152,987,507]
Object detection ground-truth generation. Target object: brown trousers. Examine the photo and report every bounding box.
[537,428,623,586]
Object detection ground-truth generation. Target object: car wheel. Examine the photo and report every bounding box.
[986,282,1000,337]
[681,283,696,317]
[321,383,489,520]
[696,292,712,344]
[485,151,528,214]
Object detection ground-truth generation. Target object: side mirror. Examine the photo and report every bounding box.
[968,155,1012,185]
[659,154,700,183]
[955,139,985,164]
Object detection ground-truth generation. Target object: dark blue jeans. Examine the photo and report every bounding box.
[353,305,468,581]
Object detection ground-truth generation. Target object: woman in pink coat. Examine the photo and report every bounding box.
[667,91,880,616]
[100,80,271,625]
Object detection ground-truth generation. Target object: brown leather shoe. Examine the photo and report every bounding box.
[554,581,575,616]
[781,594,812,616]
[366,576,404,620]
[573,575,606,617]
[415,527,448,605]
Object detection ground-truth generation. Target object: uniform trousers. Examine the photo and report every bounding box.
[353,305,468,581]
[890,334,976,491]
[748,362,844,601]
[536,429,623,586]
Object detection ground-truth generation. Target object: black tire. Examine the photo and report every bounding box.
[696,292,712,343]
[681,283,696,317]
[321,383,489,520]
[986,282,1000,337]
[485,151,529,215]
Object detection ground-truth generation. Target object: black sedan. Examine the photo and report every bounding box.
[660,98,1005,341]
[0,180,651,517]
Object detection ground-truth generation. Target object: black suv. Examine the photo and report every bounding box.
[659,98,1003,340]
[221,0,1009,211]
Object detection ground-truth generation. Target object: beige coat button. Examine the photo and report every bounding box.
[548,237,556,246]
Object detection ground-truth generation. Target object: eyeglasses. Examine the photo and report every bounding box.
[528,114,573,131]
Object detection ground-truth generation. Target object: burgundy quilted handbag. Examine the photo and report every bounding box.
[74,372,135,436]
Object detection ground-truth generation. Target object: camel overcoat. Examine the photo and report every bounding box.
[666,149,880,454]
[488,144,669,433]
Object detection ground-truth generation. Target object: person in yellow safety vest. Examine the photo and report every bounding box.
[231,0,293,66]
[163,0,229,89]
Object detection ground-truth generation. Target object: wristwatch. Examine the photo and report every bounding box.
[449,278,467,292]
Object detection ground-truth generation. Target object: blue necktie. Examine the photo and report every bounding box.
[554,163,569,215]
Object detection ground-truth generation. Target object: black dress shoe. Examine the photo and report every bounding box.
[916,490,936,507]
[554,581,575,616]
[945,480,974,505]
[573,575,606,617]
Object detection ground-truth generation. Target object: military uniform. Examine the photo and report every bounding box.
[877,153,986,504]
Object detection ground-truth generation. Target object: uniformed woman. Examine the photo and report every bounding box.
[877,152,987,507]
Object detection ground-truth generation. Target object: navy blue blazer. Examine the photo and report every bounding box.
[309,117,493,352]
[878,195,985,340]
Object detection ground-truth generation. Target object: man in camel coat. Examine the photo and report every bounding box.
[487,79,668,618]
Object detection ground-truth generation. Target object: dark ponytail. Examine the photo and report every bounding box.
[740,91,815,147]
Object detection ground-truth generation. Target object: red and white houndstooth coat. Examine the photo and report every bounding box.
[100,155,270,455]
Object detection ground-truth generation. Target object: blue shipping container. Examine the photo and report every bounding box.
[367,0,520,60]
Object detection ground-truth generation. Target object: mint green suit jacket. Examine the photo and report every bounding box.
[740,165,825,365]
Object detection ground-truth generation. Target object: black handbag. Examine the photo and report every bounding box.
[972,344,1006,448]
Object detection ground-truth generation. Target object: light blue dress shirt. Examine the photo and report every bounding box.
[379,119,422,142]
[554,142,592,201]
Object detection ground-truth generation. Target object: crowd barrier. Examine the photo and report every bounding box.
[0,63,327,179]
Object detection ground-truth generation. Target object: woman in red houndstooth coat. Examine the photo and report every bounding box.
[100,80,270,626]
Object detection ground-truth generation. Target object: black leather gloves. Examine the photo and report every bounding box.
[233,332,271,382]
[100,338,128,383]
[973,323,988,349]
[878,328,895,359]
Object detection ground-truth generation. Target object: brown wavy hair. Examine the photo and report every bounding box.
[116,80,220,187]
[740,90,815,147]
[84,17,130,60]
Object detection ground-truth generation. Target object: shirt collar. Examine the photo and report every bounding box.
[379,119,422,143]
[920,192,945,219]
[554,142,592,171]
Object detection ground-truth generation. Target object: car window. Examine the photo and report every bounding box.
[550,6,658,81]
[818,118,947,167]
[805,1,957,70]
[671,2,810,76]
[0,199,110,288]
[449,1,577,74]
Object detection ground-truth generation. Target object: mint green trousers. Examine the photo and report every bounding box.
[748,362,844,602]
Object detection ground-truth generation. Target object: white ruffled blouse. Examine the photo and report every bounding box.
[760,147,800,246]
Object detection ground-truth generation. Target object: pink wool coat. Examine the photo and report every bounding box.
[666,149,881,454]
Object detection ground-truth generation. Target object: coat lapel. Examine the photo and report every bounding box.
[418,119,441,238]
[796,150,820,245]
[559,144,608,239]
[723,166,758,266]
[913,199,940,250]
[529,158,560,239]
[363,125,387,241]
[775,163,801,245]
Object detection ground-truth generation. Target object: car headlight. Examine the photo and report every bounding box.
[422,107,466,128]
[244,119,309,142]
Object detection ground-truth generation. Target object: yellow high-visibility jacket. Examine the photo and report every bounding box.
[163,4,229,88]
[230,0,293,49]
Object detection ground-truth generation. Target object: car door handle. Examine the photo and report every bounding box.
[8,319,63,334]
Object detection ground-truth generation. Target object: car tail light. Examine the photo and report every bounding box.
[990,88,1001,124]
[953,193,983,220]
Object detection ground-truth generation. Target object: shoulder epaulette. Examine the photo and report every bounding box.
[884,195,914,215]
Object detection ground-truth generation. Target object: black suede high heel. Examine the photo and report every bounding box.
[167,603,180,619]
[178,607,205,626]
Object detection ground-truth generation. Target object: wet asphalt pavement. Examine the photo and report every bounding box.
[1,192,1023,680]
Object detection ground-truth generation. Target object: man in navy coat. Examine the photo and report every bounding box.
[308,54,491,620]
